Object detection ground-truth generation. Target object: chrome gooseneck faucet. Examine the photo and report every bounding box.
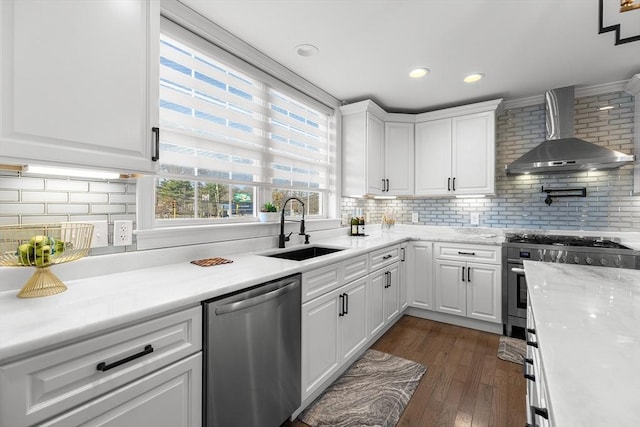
[279,197,307,248]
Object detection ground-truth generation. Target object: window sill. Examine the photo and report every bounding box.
[135,218,342,250]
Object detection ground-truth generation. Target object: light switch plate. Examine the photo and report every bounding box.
[470,213,480,226]
[63,221,108,248]
[411,212,419,223]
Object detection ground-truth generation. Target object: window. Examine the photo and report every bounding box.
[156,27,332,222]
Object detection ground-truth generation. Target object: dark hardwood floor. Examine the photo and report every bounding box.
[287,315,526,427]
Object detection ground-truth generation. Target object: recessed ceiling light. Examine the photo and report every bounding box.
[295,44,319,57]
[409,67,429,78]
[464,73,485,83]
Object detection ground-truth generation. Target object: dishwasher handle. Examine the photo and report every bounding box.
[215,280,297,315]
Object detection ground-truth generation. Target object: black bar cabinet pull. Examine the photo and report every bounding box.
[458,251,476,256]
[527,328,536,334]
[467,266,471,282]
[452,177,456,191]
[344,293,349,315]
[97,345,154,372]
[526,340,538,348]
[338,294,344,316]
[532,406,549,419]
[461,266,466,282]
[401,247,406,262]
[385,179,390,192]
[151,127,160,161]
[448,177,451,191]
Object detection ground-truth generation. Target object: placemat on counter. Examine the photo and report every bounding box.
[190,257,234,267]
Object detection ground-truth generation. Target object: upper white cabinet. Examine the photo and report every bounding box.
[341,98,500,198]
[341,101,414,197]
[384,121,414,195]
[415,99,502,196]
[0,0,159,174]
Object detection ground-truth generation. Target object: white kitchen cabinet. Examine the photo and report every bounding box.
[384,121,415,195]
[341,100,414,197]
[301,288,341,400]
[40,353,202,427]
[339,277,369,362]
[433,243,501,323]
[399,244,409,311]
[368,262,400,337]
[0,306,202,427]
[0,0,159,174]
[302,276,369,400]
[383,263,400,322]
[408,242,434,310]
[414,99,502,196]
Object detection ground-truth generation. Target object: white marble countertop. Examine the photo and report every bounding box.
[524,261,640,427]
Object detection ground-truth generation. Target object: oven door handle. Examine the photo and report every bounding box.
[511,267,525,273]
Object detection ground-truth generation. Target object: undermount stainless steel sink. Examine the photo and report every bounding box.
[264,246,345,261]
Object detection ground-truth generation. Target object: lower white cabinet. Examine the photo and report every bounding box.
[0,306,203,427]
[301,277,368,400]
[399,244,409,311]
[433,243,501,323]
[40,353,202,427]
[407,242,434,310]
[368,263,400,337]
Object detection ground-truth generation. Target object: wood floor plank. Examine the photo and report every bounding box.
[288,315,526,427]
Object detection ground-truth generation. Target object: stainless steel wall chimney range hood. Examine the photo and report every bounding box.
[504,86,635,175]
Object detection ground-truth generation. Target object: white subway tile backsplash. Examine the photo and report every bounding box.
[0,203,45,214]
[0,177,44,190]
[21,191,68,202]
[22,215,69,224]
[91,204,127,214]
[0,190,19,201]
[47,204,89,214]
[69,193,109,203]
[46,179,89,192]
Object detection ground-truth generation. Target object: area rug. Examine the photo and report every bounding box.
[497,336,527,364]
[298,349,426,427]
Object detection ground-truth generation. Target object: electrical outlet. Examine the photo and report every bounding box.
[470,213,480,226]
[113,220,133,246]
[411,212,419,223]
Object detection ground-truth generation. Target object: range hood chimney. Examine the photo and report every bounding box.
[504,86,635,175]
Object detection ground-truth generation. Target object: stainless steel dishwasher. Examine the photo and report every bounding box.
[203,273,301,427]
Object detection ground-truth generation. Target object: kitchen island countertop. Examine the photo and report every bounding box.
[524,261,640,427]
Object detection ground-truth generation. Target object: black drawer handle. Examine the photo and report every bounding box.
[522,358,535,381]
[527,328,536,334]
[382,254,393,260]
[458,251,476,256]
[97,345,154,372]
[532,406,549,419]
[526,340,538,348]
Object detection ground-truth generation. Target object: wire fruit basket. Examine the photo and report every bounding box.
[0,223,94,298]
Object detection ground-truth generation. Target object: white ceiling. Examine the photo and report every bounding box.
[179,0,640,112]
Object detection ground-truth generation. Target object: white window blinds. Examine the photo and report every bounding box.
[158,29,331,192]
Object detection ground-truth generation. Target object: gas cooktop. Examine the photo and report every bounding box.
[505,233,631,250]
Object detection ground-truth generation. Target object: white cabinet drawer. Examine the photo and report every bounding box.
[0,306,202,427]
[343,254,369,283]
[302,263,342,303]
[369,245,400,271]
[39,353,202,427]
[433,242,500,264]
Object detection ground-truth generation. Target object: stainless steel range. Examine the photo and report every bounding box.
[502,233,640,337]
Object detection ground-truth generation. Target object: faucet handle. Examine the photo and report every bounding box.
[285,232,293,242]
